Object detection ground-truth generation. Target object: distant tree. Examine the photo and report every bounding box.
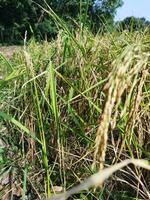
[0,0,123,44]
[0,0,37,43]
[43,0,123,32]
[116,16,150,31]
[92,0,123,31]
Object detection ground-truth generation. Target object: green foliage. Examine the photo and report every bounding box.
[0,0,35,43]
[92,0,123,31]
[116,16,150,31]
[0,0,123,43]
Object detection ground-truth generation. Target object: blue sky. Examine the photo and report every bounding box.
[115,0,150,21]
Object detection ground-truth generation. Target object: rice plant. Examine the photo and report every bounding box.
[0,20,150,200]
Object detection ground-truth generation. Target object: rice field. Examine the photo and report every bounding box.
[0,28,150,200]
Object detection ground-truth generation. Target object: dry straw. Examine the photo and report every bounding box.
[48,159,150,200]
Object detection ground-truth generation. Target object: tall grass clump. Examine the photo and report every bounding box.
[0,27,150,199]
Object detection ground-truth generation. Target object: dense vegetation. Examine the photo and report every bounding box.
[1,0,150,44]
[0,1,150,200]
[117,16,150,31]
[0,0,123,43]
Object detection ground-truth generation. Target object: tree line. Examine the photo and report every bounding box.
[0,0,149,44]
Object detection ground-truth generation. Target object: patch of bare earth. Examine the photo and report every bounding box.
[0,46,21,58]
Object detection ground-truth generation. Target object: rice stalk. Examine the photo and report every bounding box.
[24,49,51,197]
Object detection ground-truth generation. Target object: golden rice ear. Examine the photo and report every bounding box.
[93,45,149,170]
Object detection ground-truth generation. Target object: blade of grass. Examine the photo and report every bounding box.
[0,112,42,145]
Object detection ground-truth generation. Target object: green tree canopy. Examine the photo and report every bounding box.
[0,0,123,44]
[116,16,150,31]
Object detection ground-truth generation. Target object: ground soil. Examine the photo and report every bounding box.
[0,46,21,58]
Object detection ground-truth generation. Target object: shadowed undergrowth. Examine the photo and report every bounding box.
[0,29,150,199]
